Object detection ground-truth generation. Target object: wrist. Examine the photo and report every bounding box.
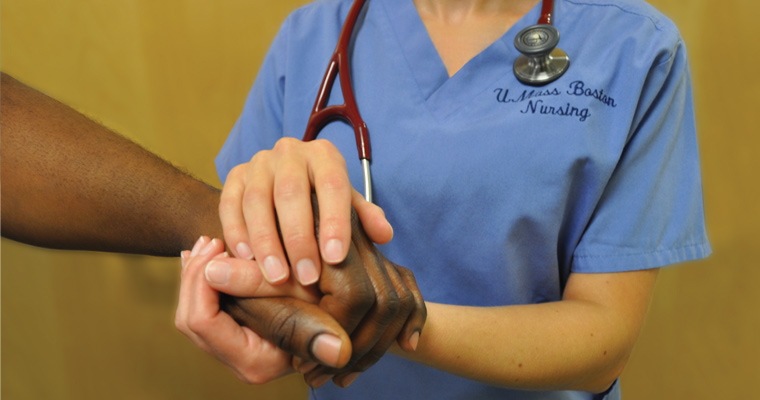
[179,180,223,251]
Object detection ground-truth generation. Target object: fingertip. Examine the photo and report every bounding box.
[310,333,344,368]
[180,251,190,269]
[199,238,223,255]
[190,236,207,257]
[308,374,334,389]
[355,201,393,244]
[408,330,420,352]
[295,258,320,286]
[379,218,394,244]
[296,360,319,374]
[322,238,346,264]
[235,242,254,260]
[337,372,361,388]
[205,260,231,285]
[260,256,289,284]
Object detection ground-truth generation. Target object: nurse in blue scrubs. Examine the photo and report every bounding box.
[182,0,711,399]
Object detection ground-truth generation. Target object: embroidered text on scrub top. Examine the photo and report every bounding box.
[493,80,617,122]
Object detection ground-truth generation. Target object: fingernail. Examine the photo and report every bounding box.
[263,256,287,282]
[200,238,217,255]
[205,260,231,285]
[297,361,318,373]
[296,259,319,285]
[341,372,361,387]
[310,374,333,388]
[236,242,254,259]
[311,333,342,368]
[190,236,205,257]
[324,239,344,263]
[180,251,189,268]
[409,331,420,351]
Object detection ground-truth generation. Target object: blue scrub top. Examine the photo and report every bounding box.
[216,0,711,398]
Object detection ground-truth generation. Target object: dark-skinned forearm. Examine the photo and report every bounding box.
[1,73,222,256]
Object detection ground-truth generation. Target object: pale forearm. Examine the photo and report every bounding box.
[394,301,624,393]
[391,269,658,393]
[0,73,222,255]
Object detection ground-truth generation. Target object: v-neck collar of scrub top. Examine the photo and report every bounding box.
[379,0,544,120]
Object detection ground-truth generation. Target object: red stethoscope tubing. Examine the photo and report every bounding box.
[302,0,372,201]
[539,0,554,25]
[302,0,370,159]
[301,0,555,202]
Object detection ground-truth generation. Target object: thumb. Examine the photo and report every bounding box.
[221,296,352,369]
[351,189,393,245]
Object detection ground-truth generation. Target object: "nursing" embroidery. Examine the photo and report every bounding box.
[521,99,590,121]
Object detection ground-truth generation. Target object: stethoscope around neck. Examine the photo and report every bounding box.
[513,0,570,86]
[301,0,570,203]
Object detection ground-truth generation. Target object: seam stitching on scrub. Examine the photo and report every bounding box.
[573,242,709,260]
[563,0,665,32]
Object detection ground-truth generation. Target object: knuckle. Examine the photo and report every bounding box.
[218,196,238,216]
[375,290,401,322]
[396,289,415,316]
[241,185,269,206]
[397,266,421,292]
[174,315,184,332]
[248,228,280,253]
[338,281,375,313]
[282,229,312,250]
[222,224,248,242]
[226,163,244,181]
[419,301,428,319]
[273,137,299,152]
[250,149,272,166]
[318,172,350,194]
[318,216,346,239]
[311,138,335,152]
[354,354,380,372]
[238,369,269,385]
[265,306,302,352]
[395,265,413,280]
[312,139,344,160]
[274,176,310,200]
[185,314,208,335]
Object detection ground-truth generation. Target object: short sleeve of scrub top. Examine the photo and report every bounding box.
[216,0,711,399]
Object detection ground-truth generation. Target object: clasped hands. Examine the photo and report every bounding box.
[175,138,426,388]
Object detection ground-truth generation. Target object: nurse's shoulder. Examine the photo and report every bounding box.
[573,0,682,41]
[282,0,357,40]
[566,0,685,66]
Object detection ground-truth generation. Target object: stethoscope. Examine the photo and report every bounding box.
[513,0,570,86]
[302,0,569,203]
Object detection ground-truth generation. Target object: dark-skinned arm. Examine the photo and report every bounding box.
[1,72,221,255]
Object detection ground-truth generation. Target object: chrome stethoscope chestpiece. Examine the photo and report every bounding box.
[513,24,570,86]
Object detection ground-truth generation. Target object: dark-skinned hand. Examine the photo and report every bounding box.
[177,196,426,387]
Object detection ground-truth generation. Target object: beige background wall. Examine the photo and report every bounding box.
[1,1,758,399]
